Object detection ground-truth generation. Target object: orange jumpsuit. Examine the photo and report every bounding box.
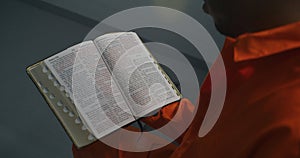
[73,21,300,158]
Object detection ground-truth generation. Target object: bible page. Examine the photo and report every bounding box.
[44,41,135,139]
[94,32,180,118]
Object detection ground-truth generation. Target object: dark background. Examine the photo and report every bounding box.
[0,0,224,157]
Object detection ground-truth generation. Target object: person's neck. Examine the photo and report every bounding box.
[250,15,300,34]
[236,4,300,37]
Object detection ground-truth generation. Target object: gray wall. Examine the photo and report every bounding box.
[0,0,224,157]
[39,0,225,48]
[0,0,90,157]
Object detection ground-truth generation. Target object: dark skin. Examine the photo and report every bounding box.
[203,0,300,37]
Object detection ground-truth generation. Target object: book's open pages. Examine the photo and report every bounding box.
[43,32,181,139]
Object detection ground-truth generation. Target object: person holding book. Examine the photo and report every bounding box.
[72,0,300,157]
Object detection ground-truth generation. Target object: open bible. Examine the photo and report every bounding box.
[27,32,181,148]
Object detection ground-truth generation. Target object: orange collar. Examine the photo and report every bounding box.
[226,21,300,62]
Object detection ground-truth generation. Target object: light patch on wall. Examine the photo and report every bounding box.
[152,0,188,22]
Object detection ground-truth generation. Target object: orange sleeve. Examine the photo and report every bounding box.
[141,98,195,145]
[140,101,179,128]
[141,98,195,129]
